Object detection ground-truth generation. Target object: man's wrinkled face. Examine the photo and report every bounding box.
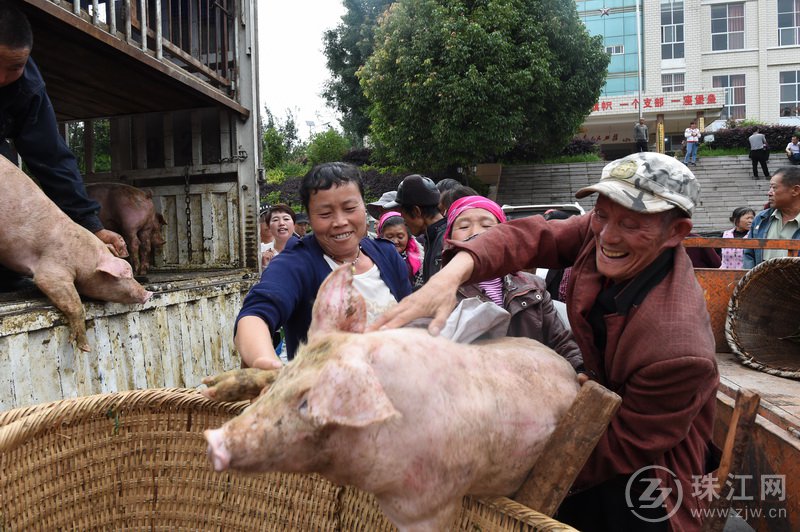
[0,45,29,88]
[590,195,687,283]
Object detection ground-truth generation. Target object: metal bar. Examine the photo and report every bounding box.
[125,0,132,42]
[684,237,800,255]
[92,0,99,25]
[140,0,148,52]
[205,0,210,69]
[220,0,228,79]
[73,0,80,16]
[155,0,163,59]
[109,0,117,35]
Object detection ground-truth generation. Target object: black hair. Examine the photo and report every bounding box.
[267,203,296,223]
[300,162,364,212]
[543,210,572,221]
[439,185,478,214]
[400,203,440,219]
[0,2,33,49]
[729,206,755,224]
[435,178,462,194]
[775,165,800,188]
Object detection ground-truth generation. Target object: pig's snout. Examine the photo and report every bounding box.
[204,428,231,471]
[142,290,154,304]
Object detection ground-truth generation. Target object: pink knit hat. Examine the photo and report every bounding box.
[445,196,506,239]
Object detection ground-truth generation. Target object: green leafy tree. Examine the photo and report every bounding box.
[306,128,352,166]
[323,0,394,144]
[260,107,305,169]
[358,0,609,169]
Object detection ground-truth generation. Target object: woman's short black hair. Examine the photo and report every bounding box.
[0,2,34,50]
[267,203,296,223]
[300,162,364,211]
[729,206,755,224]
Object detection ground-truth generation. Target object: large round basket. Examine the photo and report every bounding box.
[726,257,800,379]
[0,388,575,531]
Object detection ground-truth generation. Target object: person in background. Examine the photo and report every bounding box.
[446,195,583,370]
[744,166,800,268]
[748,128,770,179]
[259,209,276,271]
[260,203,297,269]
[785,135,800,164]
[385,174,446,283]
[633,118,648,153]
[542,209,574,303]
[372,152,718,531]
[0,2,126,258]
[439,185,479,215]
[378,211,424,289]
[720,207,755,269]
[684,120,700,166]
[435,178,462,215]
[294,212,310,237]
[235,162,411,368]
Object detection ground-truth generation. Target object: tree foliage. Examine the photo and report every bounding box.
[261,107,304,169]
[358,0,609,169]
[323,0,394,144]
[306,129,352,166]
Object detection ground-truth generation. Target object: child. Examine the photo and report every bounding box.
[378,211,424,289]
[445,196,583,370]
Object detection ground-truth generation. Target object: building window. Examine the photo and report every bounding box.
[661,1,684,59]
[605,45,624,55]
[662,73,685,92]
[713,74,746,119]
[778,0,800,46]
[711,3,745,51]
[779,71,800,116]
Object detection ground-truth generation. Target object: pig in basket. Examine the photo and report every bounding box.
[203,264,579,531]
[0,156,152,351]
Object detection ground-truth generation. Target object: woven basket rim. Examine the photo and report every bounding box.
[0,387,247,454]
[725,257,800,379]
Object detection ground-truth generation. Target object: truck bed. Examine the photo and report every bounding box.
[0,270,257,411]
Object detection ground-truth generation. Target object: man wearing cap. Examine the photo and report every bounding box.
[294,212,310,237]
[385,174,446,282]
[372,153,719,531]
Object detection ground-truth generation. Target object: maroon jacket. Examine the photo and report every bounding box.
[446,213,719,532]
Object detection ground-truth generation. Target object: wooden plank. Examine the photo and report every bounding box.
[685,237,800,254]
[0,337,20,411]
[513,381,622,516]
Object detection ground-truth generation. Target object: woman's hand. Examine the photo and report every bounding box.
[367,251,475,335]
[234,316,283,370]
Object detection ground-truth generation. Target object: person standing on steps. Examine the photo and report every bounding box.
[748,128,770,179]
[633,118,648,153]
[684,121,700,166]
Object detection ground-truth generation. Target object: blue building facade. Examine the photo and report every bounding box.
[576,0,642,96]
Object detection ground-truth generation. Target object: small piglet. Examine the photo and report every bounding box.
[86,183,167,275]
[0,157,152,351]
[203,265,579,531]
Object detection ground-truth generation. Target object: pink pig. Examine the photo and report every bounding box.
[0,157,152,351]
[86,183,167,275]
[204,265,579,531]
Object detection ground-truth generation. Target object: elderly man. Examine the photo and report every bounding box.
[372,152,719,531]
[744,166,800,268]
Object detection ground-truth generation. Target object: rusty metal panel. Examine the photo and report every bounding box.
[694,268,747,352]
[685,237,800,255]
[0,273,256,411]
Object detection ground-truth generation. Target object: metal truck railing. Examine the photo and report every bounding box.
[59,0,236,95]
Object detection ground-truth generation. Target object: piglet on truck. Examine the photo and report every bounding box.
[203,265,579,531]
[0,156,152,351]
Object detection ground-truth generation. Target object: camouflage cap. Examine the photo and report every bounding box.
[575,152,699,216]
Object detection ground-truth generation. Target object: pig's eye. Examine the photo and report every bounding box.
[298,398,308,414]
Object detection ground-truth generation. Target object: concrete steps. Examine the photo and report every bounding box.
[496,156,776,233]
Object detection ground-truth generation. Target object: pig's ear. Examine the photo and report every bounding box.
[308,265,366,337]
[96,254,134,279]
[305,357,400,428]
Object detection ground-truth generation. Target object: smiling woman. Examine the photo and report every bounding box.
[234,162,412,369]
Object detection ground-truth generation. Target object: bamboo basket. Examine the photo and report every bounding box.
[0,388,575,531]
[726,257,800,379]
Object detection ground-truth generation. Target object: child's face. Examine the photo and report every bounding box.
[450,208,499,241]
[381,223,409,254]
